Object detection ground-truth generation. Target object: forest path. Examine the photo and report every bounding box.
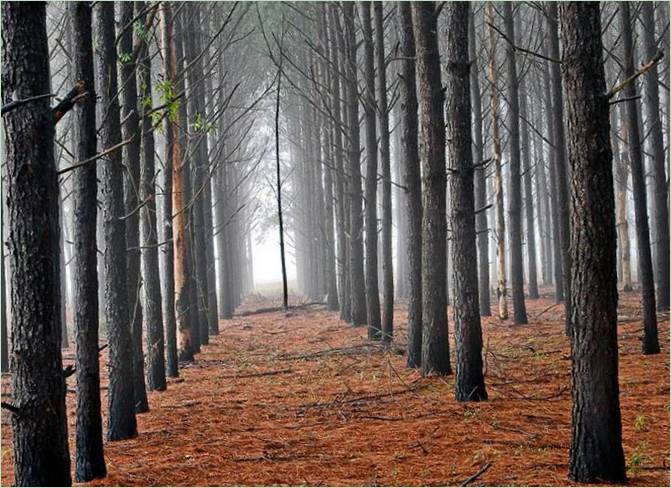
[1,291,669,486]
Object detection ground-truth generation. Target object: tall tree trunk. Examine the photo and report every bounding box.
[547,2,572,333]
[373,2,394,344]
[413,1,451,376]
[469,9,490,316]
[619,1,659,354]
[486,2,508,321]
[343,2,367,326]
[330,4,351,322]
[158,3,179,377]
[612,104,633,292]
[446,2,487,402]
[519,76,539,299]
[70,1,106,480]
[360,2,381,339]
[118,0,149,415]
[161,3,194,361]
[1,245,7,373]
[2,3,72,484]
[96,1,137,441]
[138,1,166,392]
[502,3,528,324]
[640,2,669,311]
[559,3,626,482]
[396,2,422,368]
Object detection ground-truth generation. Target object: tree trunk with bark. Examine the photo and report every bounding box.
[396,2,422,367]
[158,3,179,377]
[96,1,137,441]
[502,3,528,324]
[343,2,367,326]
[374,2,394,344]
[640,2,669,311]
[469,9,490,316]
[69,1,106,480]
[486,3,508,321]
[619,1,660,355]
[559,3,626,482]
[413,1,451,376]
[360,2,381,339]
[138,1,166,392]
[445,2,487,402]
[118,0,149,415]
[2,3,72,484]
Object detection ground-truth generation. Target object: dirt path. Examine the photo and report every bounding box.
[1,291,669,486]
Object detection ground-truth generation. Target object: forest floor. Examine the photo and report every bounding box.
[1,289,669,486]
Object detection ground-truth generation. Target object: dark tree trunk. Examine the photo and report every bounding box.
[559,3,626,482]
[360,1,381,339]
[69,1,106,480]
[184,4,210,348]
[1,249,7,373]
[343,2,367,326]
[396,2,422,368]
[541,47,563,302]
[118,0,149,415]
[548,2,572,332]
[413,1,451,376]
[445,2,487,402]
[2,3,72,484]
[519,76,539,299]
[329,4,350,322]
[469,9,490,317]
[619,1,659,354]
[640,2,669,311]
[502,3,527,324]
[373,2,394,344]
[95,1,137,440]
[159,3,179,377]
[138,1,166,392]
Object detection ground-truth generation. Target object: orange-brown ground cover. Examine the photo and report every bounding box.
[1,290,669,486]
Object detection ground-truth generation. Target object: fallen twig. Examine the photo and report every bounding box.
[461,462,492,486]
[221,368,293,379]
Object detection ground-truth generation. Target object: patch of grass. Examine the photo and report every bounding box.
[628,442,649,476]
[634,414,646,432]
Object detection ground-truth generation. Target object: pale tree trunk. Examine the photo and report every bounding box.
[486,2,508,321]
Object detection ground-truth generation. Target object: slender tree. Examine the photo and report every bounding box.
[95,1,137,440]
[502,3,527,324]
[397,2,422,367]
[138,1,167,392]
[70,0,106,480]
[413,1,451,376]
[619,1,660,355]
[559,2,626,482]
[445,2,487,402]
[360,1,382,339]
[639,2,669,311]
[2,2,71,484]
[119,0,149,415]
[343,2,367,326]
[486,2,508,321]
[159,2,179,376]
[469,9,490,316]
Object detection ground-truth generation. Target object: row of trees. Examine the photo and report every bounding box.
[269,0,667,483]
[1,2,266,485]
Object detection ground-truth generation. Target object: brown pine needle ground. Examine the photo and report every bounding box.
[1,289,668,486]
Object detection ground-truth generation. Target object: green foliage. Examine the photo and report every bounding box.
[634,414,647,432]
[191,113,215,133]
[628,442,649,477]
[133,20,150,43]
[118,52,132,65]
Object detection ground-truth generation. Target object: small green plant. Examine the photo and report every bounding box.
[628,442,649,476]
[118,52,132,65]
[634,414,646,432]
[133,20,150,42]
[190,113,215,133]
